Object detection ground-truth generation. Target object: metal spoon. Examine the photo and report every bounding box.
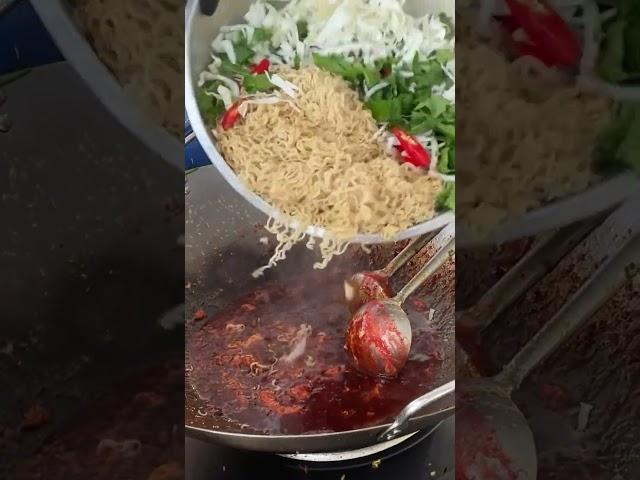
[457,233,640,480]
[344,232,436,313]
[345,233,455,377]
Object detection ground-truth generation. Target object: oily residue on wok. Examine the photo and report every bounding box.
[187,269,447,435]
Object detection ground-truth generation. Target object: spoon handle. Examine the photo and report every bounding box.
[378,380,455,442]
[497,233,640,390]
[394,225,455,304]
[458,216,603,332]
[381,232,435,276]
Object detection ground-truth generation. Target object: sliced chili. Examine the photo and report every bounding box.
[220,100,243,130]
[504,0,581,67]
[250,58,270,74]
[391,127,430,169]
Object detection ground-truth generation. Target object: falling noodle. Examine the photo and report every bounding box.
[216,66,443,274]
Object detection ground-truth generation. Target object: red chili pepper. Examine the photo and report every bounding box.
[250,58,270,74]
[391,127,430,169]
[504,0,581,67]
[220,100,243,130]
[513,40,561,67]
[494,14,521,34]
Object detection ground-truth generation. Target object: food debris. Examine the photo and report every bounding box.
[410,298,428,312]
[132,392,166,409]
[577,402,593,432]
[146,462,183,480]
[23,404,49,429]
[0,342,13,356]
[193,309,207,321]
[157,304,185,330]
[96,438,142,459]
[538,383,571,410]
[371,459,381,469]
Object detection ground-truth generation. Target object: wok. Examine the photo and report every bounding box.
[184,164,455,453]
[184,0,455,244]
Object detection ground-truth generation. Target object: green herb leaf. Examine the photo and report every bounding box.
[416,95,449,118]
[436,122,455,139]
[435,182,455,211]
[313,54,363,81]
[251,27,272,44]
[437,146,455,175]
[196,88,224,125]
[434,49,454,64]
[243,73,274,93]
[365,98,403,124]
[219,57,251,77]
[594,104,640,173]
[599,19,629,82]
[297,21,309,41]
[234,44,255,65]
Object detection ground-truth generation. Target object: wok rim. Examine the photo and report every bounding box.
[184,406,455,453]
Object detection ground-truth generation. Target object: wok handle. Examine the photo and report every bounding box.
[498,232,640,389]
[458,215,604,332]
[377,380,455,442]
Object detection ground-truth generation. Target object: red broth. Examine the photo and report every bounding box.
[187,277,444,435]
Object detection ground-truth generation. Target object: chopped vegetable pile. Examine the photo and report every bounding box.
[196,0,455,211]
[482,0,640,174]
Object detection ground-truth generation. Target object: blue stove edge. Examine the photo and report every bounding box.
[185,116,213,171]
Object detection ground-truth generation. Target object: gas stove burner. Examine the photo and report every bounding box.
[186,418,454,479]
[278,420,452,475]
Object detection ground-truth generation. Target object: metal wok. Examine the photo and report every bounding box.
[184,0,455,244]
[184,165,455,453]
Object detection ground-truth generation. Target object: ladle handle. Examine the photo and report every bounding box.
[497,233,640,390]
[458,215,603,332]
[394,230,455,304]
[378,380,455,442]
[381,232,435,276]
